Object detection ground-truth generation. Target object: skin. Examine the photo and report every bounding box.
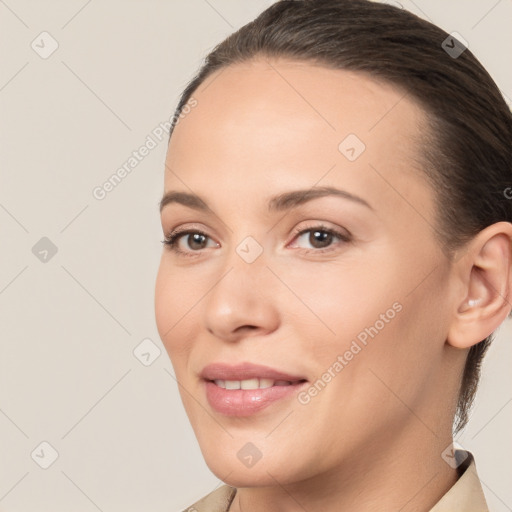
[155,58,512,511]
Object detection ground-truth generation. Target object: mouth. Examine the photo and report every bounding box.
[200,362,309,416]
[210,377,307,389]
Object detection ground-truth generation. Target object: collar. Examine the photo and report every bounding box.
[429,450,489,511]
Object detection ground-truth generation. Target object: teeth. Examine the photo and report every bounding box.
[259,378,274,388]
[225,380,241,390]
[212,378,294,389]
[241,378,259,390]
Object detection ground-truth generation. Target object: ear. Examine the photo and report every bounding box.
[447,221,512,349]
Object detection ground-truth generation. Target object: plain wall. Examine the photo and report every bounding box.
[1,1,510,510]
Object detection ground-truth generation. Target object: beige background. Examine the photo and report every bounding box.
[0,1,510,510]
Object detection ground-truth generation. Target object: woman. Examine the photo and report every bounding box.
[155,1,512,510]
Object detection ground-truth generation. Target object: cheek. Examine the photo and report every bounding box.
[154,259,173,344]
[284,251,439,387]
[154,258,199,363]
[279,258,394,346]
[327,259,452,416]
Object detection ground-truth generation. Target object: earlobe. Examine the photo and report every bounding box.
[447,222,512,349]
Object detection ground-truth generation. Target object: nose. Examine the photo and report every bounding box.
[203,246,280,343]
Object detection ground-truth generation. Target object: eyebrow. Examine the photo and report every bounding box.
[159,186,373,213]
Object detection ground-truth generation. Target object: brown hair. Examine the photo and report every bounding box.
[168,0,512,433]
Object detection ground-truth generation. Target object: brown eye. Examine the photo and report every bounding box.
[308,230,334,249]
[291,224,351,253]
[162,229,219,256]
[186,233,209,250]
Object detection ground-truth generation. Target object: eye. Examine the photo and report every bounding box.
[162,223,351,257]
[289,224,351,253]
[162,228,219,257]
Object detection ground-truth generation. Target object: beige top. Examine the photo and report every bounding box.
[181,451,488,512]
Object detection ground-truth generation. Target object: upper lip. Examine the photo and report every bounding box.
[200,362,307,382]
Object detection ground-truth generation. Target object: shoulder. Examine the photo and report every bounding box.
[181,484,237,512]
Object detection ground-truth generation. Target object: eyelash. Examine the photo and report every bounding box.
[161,224,351,258]
[162,228,213,258]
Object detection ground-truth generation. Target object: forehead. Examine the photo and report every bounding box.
[172,57,423,131]
[165,57,432,223]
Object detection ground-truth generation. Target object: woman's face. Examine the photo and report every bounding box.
[155,58,458,486]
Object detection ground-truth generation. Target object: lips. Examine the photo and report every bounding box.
[200,362,308,416]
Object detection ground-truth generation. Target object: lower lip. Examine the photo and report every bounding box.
[204,380,308,416]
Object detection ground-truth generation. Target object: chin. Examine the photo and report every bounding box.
[207,461,284,488]
[201,441,307,488]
